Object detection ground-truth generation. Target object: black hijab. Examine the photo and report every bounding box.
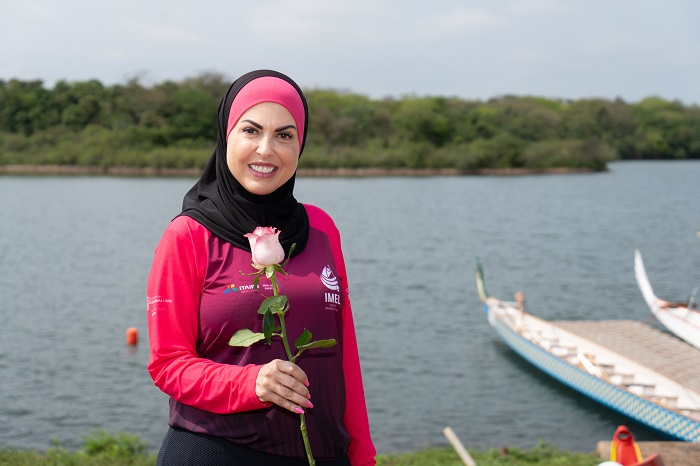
[179,69,309,256]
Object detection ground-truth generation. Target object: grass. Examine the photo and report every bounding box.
[0,431,602,466]
[0,431,156,466]
[376,442,601,465]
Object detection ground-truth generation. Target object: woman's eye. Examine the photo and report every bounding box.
[278,131,293,140]
[242,127,257,135]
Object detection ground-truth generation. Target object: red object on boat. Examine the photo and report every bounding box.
[610,425,664,466]
[611,425,643,465]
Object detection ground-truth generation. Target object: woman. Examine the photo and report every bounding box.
[147,69,376,465]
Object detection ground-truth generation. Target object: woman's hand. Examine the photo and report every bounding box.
[255,359,313,414]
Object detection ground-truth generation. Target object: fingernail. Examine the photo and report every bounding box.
[294,407,305,414]
[306,401,314,409]
[304,379,309,387]
[306,393,311,399]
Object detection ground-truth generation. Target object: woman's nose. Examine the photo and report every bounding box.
[256,135,275,157]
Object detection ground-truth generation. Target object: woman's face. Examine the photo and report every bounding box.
[226,102,301,196]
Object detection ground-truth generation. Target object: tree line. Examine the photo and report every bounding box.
[1,73,699,172]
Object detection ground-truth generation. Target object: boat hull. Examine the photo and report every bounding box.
[634,249,700,350]
[485,302,700,443]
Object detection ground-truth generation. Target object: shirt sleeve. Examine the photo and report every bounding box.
[307,205,377,465]
[146,217,270,414]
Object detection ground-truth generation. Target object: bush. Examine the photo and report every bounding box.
[79,430,146,458]
[523,139,615,170]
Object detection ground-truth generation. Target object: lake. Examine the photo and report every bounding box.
[1,160,699,454]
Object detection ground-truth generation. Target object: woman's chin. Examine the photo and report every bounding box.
[241,178,280,196]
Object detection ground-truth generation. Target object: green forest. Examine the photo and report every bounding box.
[1,72,699,172]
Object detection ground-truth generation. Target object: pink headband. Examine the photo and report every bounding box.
[226,76,306,143]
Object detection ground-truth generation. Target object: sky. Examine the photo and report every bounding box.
[2,0,700,104]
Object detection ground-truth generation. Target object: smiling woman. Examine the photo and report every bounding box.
[146,69,376,466]
[223,75,307,196]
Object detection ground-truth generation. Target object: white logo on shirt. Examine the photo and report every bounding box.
[320,265,340,291]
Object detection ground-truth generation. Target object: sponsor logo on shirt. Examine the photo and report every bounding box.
[321,265,340,291]
[321,265,341,309]
[223,282,275,295]
[147,295,173,316]
[223,283,239,294]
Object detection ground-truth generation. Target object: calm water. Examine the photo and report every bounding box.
[1,161,699,454]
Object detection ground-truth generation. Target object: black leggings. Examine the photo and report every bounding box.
[156,427,351,466]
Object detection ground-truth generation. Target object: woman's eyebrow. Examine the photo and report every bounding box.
[240,120,296,133]
[275,124,297,132]
[240,119,262,129]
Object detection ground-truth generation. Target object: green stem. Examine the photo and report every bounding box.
[270,269,315,465]
[270,271,278,296]
[278,310,295,362]
[300,413,315,466]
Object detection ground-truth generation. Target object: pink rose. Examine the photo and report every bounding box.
[244,227,285,269]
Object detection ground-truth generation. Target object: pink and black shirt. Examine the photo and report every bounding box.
[147,205,375,464]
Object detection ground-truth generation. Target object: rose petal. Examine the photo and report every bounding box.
[245,227,284,268]
[253,234,285,266]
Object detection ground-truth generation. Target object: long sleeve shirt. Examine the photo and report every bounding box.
[147,204,376,464]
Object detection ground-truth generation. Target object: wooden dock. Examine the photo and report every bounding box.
[553,320,700,393]
[596,440,700,466]
[552,320,700,466]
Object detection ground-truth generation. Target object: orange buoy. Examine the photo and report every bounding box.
[126,327,139,345]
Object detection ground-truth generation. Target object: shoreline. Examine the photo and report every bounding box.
[0,164,598,177]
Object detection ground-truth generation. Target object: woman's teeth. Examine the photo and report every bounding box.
[250,164,275,174]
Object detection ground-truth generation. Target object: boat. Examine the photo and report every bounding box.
[476,260,700,442]
[634,249,700,350]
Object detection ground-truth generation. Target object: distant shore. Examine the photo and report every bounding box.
[0,164,598,177]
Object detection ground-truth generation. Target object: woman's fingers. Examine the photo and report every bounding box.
[255,359,313,414]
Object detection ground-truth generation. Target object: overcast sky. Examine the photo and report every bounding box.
[2,0,699,104]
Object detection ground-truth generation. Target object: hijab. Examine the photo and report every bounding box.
[180,69,310,256]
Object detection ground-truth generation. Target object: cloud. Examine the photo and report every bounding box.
[1,0,699,103]
[123,20,206,46]
[238,0,397,45]
[505,0,569,16]
[422,8,508,36]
